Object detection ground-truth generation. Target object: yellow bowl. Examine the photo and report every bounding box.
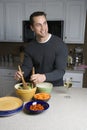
[14,83,37,102]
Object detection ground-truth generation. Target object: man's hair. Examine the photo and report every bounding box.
[29,11,47,25]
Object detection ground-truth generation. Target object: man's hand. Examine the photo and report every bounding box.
[30,74,46,84]
[14,71,23,81]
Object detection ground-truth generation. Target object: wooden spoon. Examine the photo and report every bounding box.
[31,67,35,88]
[18,65,29,89]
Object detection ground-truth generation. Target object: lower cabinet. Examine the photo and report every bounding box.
[0,68,17,97]
[63,71,84,88]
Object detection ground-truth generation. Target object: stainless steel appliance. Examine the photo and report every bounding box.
[73,47,83,66]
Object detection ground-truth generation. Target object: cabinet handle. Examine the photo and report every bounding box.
[72,81,81,83]
[70,77,73,80]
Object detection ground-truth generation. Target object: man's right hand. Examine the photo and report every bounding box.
[14,71,23,81]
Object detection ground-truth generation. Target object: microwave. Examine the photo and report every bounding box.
[22,20,64,42]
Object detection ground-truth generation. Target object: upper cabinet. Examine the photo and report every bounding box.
[0,0,86,43]
[64,0,86,44]
[25,1,44,20]
[0,3,4,41]
[5,3,24,42]
[25,1,64,20]
[45,1,64,20]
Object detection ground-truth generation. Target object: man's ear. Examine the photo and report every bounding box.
[30,25,34,31]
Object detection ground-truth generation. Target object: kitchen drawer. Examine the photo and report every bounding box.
[0,80,16,97]
[0,68,17,97]
[0,69,16,76]
[63,72,83,88]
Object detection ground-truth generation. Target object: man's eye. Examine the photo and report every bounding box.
[44,22,47,25]
[35,24,40,27]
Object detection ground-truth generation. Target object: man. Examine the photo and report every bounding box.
[15,11,68,86]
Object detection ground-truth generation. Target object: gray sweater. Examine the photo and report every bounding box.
[22,35,68,86]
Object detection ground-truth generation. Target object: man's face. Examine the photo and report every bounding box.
[30,15,48,38]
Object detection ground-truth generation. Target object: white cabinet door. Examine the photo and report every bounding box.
[0,3,4,41]
[5,3,23,42]
[63,72,84,88]
[45,1,64,20]
[0,69,17,97]
[25,2,44,20]
[64,1,86,44]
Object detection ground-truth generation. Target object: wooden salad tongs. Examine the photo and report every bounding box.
[18,65,29,89]
[31,67,35,88]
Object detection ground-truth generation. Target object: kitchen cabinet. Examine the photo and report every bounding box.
[64,0,86,44]
[0,68,17,97]
[0,0,86,43]
[63,70,84,88]
[45,1,64,20]
[5,2,24,42]
[25,1,44,20]
[0,3,4,41]
[0,2,24,42]
[25,1,64,20]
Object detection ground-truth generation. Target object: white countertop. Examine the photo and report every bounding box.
[0,87,87,130]
[66,68,85,73]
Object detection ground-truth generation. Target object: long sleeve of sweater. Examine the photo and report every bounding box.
[21,35,68,86]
